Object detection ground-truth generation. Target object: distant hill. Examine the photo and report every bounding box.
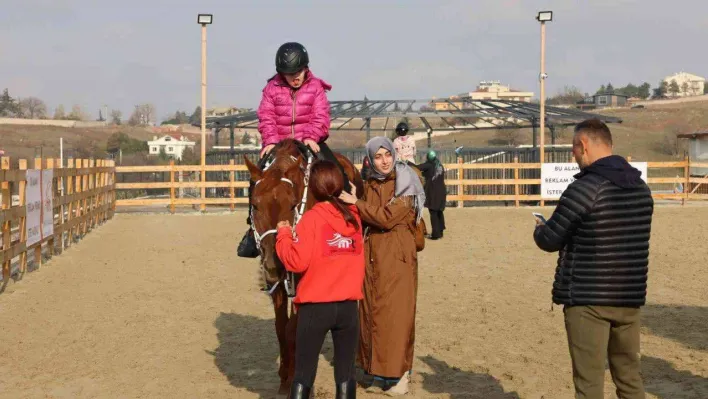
[3,101,706,164]
[0,125,157,161]
[421,101,708,162]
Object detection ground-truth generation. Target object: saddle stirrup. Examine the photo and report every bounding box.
[285,272,296,298]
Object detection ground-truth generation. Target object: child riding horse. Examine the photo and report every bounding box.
[238,42,350,257]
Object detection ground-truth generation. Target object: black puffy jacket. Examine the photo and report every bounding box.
[534,155,654,307]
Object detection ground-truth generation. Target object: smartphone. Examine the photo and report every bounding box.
[532,212,547,224]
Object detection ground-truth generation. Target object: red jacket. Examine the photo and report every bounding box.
[257,71,332,147]
[276,202,364,305]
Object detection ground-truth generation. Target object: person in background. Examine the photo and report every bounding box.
[533,119,653,399]
[238,41,351,258]
[339,137,425,396]
[416,150,447,240]
[276,161,364,399]
[393,122,417,165]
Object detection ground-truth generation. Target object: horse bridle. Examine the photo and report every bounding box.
[250,177,294,248]
[250,154,314,297]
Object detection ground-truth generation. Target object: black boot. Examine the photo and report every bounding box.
[336,380,356,398]
[289,383,312,399]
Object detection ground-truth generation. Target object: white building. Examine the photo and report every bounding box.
[147,135,196,160]
[206,106,251,118]
[433,81,534,111]
[462,81,534,102]
[663,72,706,97]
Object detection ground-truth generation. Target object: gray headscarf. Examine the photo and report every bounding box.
[365,136,425,224]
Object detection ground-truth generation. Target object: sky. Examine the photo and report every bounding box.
[2,0,707,121]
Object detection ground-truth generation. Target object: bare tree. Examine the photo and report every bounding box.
[494,121,522,146]
[140,103,156,125]
[53,104,66,120]
[128,103,157,126]
[67,104,88,121]
[128,106,141,126]
[547,85,585,105]
[110,109,123,125]
[659,121,690,157]
[19,97,48,119]
[554,124,570,139]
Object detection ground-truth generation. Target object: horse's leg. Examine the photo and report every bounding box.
[285,305,299,392]
[272,285,291,396]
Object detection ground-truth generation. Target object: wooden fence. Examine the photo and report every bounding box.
[0,157,116,286]
[115,157,708,211]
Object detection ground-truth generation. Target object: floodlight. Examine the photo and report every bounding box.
[536,11,552,22]
[197,14,213,25]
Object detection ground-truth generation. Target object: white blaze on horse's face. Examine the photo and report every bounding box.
[374,148,394,175]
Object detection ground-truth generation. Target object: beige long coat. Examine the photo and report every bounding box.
[355,173,419,378]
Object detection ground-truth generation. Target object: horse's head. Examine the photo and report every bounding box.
[245,146,305,285]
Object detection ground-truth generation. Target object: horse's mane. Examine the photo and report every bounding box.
[268,140,302,171]
[256,140,304,192]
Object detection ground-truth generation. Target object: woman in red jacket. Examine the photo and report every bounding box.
[276,160,364,399]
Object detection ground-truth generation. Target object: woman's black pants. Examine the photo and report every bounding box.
[292,300,359,388]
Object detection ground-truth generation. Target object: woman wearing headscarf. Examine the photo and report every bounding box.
[416,150,447,240]
[339,137,425,396]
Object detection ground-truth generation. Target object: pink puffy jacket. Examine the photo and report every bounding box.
[257,71,332,147]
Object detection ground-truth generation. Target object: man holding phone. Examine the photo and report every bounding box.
[532,119,654,398]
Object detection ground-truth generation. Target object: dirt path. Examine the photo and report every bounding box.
[0,208,705,398]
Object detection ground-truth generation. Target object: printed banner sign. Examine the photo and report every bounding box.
[41,169,54,239]
[541,162,648,199]
[25,170,42,247]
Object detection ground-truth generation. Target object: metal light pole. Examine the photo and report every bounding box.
[537,11,552,164]
[197,14,213,211]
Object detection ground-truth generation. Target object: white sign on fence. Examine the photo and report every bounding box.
[42,169,54,239]
[541,162,648,199]
[25,170,42,247]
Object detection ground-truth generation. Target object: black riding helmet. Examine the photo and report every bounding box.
[275,42,309,74]
[395,122,409,136]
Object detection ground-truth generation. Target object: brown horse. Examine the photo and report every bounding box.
[244,139,364,397]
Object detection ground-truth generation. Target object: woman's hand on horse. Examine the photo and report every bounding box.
[260,144,276,158]
[338,185,357,205]
[304,139,320,153]
[277,220,291,230]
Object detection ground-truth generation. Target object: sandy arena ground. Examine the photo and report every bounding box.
[0,207,706,398]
